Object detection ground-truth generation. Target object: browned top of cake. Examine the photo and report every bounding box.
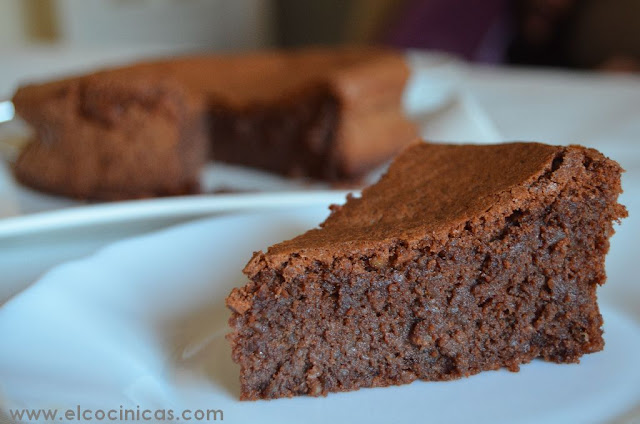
[255,142,622,268]
[13,47,408,111]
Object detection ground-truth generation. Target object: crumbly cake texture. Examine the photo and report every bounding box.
[226,141,627,400]
[12,47,416,199]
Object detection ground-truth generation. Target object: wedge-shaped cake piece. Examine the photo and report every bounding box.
[226,142,626,400]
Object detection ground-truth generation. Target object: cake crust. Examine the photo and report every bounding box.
[227,141,626,400]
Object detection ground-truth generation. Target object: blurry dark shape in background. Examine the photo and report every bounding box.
[382,0,640,71]
[22,0,59,41]
[383,0,511,63]
[276,0,640,72]
[563,0,640,71]
[508,0,640,70]
[274,0,400,47]
[2,0,639,72]
[275,0,352,47]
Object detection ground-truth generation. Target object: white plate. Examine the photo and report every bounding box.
[0,190,350,239]
[1,207,638,424]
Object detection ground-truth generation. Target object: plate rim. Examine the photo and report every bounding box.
[0,190,352,240]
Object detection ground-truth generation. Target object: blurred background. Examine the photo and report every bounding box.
[1,0,639,72]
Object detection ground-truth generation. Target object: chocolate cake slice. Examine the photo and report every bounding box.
[226,141,626,400]
[12,47,416,199]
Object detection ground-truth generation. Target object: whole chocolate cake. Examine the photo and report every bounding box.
[226,141,626,400]
[12,47,416,199]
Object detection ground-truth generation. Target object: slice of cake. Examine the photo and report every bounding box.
[226,141,626,400]
[12,47,416,199]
